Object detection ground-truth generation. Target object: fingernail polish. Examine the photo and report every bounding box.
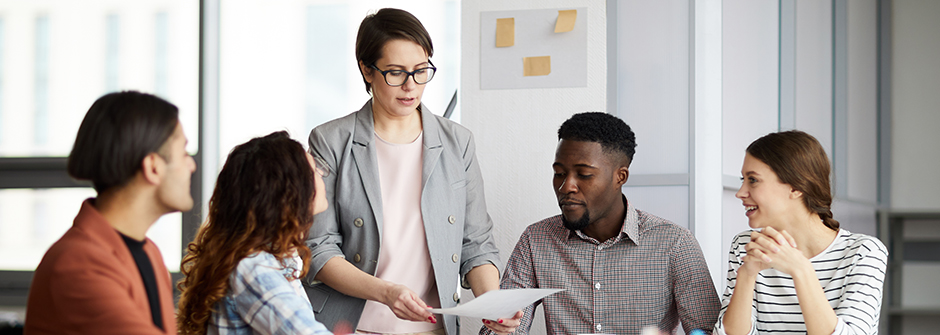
[484,320,490,324]
[498,319,504,324]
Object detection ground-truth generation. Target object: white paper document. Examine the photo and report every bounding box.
[428,288,563,320]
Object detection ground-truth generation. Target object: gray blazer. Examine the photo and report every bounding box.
[303,101,501,335]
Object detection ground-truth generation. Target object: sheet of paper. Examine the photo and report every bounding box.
[496,17,514,47]
[554,9,577,33]
[428,288,563,320]
[523,55,551,76]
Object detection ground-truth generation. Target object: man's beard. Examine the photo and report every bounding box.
[562,210,591,232]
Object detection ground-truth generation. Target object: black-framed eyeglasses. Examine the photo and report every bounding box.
[370,61,437,87]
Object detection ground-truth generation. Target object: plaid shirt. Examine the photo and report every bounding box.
[209,252,332,335]
[482,197,720,335]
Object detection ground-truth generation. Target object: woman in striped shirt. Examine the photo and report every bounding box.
[716,130,887,335]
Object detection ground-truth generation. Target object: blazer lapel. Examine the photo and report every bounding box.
[351,102,385,238]
[420,104,443,191]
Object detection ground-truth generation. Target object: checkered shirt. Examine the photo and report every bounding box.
[208,252,332,335]
[482,197,720,335]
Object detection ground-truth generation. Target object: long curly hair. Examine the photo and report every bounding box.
[176,131,317,334]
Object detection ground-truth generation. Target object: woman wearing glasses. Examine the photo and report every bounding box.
[304,8,519,335]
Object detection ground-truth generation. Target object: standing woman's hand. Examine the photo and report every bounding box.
[382,283,437,324]
[482,310,523,334]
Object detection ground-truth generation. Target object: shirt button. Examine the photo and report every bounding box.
[453,292,460,302]
[595,324,602,331]
[448,215,456,224]
[597,245,604,251]
[354,218,364,227]
[452,253,459,263]
[594,282,601,290]
[354,253,361,263]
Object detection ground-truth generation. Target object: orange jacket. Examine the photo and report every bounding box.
[25,199,176,334]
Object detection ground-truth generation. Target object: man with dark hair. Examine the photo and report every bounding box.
[25,91,195,335]
[482,112,720,335]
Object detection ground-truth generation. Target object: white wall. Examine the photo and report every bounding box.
[460,1,607,334]
[459,0,894,333]
[719,0,779,294]
[892,0,940,210]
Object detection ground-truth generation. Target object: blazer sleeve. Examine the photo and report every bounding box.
[305,126,347,279]
[457,131,502,283]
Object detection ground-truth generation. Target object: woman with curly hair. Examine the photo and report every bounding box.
[176,131,333,335]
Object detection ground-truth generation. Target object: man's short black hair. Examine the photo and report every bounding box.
[67,91,179,193]
[558,112,637,165]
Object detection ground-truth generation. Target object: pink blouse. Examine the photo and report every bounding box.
[357,132,441,333]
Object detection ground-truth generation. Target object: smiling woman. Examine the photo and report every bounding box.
[717,130,887,335]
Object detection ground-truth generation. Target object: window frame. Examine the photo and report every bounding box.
[0,0,212,306]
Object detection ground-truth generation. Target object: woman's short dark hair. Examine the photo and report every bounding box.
[355,8,433,93]
[747,130,840,231]
[67,91,179,193]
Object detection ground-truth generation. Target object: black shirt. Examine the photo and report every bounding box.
[118,232,163,330]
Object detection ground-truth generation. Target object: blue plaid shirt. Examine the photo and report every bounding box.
[208,252,332,335]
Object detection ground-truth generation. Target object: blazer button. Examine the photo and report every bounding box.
[453,292,460,302]
[452,253,458,263]
[448,215,456,224]
[354,253,361,263]
[354,218,364,227]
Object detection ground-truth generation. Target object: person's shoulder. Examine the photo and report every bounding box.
[427,111,473,145]
[840,229,888,259]
[730,230,752,244]
[635,208,692,238]
[431,113,471,134]
[39,227,112,267]
[311,110,359,137]
[521,215,566,238]
[33,227,127,288]
[237,251,281,272]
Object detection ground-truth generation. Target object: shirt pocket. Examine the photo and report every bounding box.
[305,283,332,314]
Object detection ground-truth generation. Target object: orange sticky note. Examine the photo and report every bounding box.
[523,56,551,76]
[496,18,514,47]
[554,9,577,33]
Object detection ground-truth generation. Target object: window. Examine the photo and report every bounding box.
[217,0,461,167]
[0,1,199,275]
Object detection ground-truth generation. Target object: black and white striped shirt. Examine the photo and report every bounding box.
[714,229,888,335]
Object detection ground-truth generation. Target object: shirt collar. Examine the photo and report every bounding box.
[569,194,642,246]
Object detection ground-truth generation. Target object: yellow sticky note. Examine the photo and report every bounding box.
[496,17,514,47]
[554,9,577,33]
[523,56,551,76]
